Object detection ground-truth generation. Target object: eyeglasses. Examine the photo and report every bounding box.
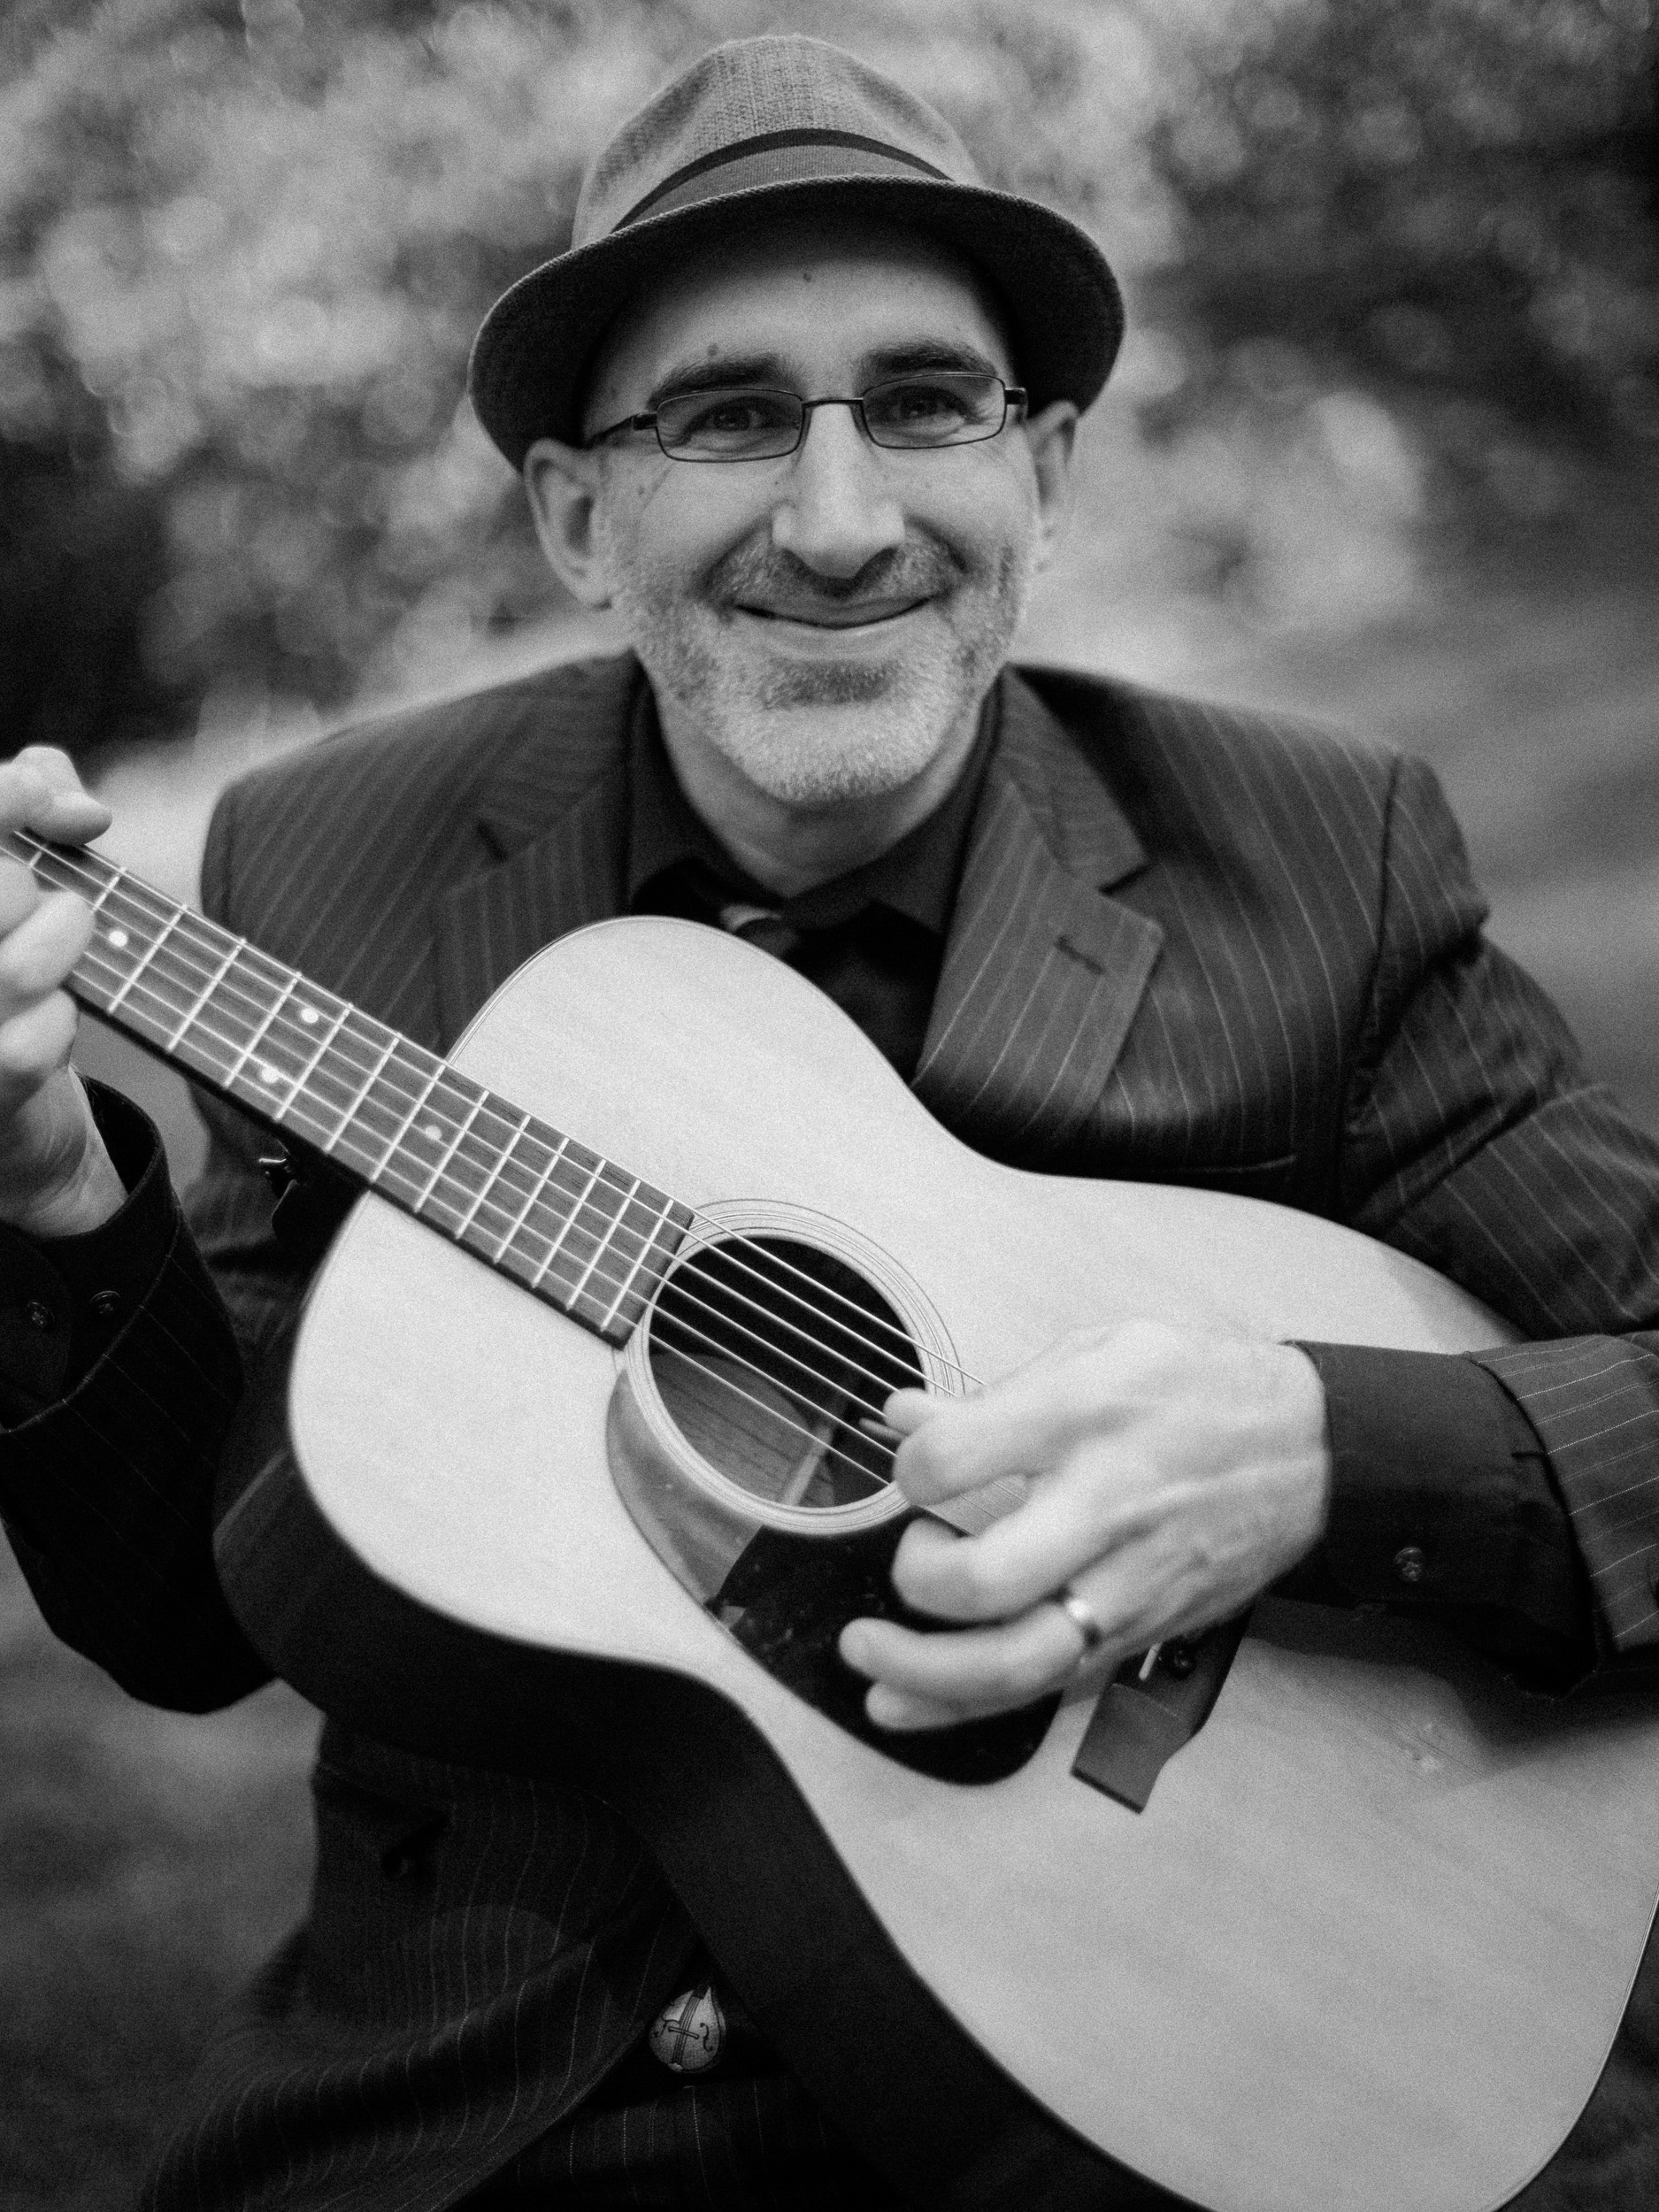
[587,371,1027,463]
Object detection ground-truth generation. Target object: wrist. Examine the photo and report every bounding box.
[0,1074,128,1238]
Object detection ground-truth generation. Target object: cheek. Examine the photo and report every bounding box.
[600,482,751,607]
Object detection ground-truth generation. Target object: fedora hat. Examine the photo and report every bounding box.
[468,34,1124,468]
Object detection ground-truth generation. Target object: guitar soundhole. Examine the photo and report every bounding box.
[641,1233,1056,1785]
[649,1236,925,1509]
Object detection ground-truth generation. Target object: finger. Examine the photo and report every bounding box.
[1,750,111,841]
[890,1341,1118,1506]
[0,992,80,1112]
[0,854,41,935]
[839,1600,1089,1724]
[879,1386,937,1437]
[0,891,94,1016]
[890,1451,1166,1621]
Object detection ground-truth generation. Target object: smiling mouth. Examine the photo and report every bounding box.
[733,597,928,629]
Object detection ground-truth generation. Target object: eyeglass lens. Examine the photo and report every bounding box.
[654,372,1013,460]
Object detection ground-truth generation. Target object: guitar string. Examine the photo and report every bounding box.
[56,935,914,1491]
[16,831,984,1394]
[65,939,933,1495]
[23,835,985,1410]
[26,838,978,1403]
[65,935,933,1461]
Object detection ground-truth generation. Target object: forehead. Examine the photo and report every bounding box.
[583,215,1015,424]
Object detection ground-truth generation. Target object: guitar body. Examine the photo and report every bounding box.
[219,918,1659,2212]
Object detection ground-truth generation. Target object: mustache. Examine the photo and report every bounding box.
[711,537,964,608]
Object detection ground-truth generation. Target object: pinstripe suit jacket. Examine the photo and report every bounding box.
[5,652,1659,2209]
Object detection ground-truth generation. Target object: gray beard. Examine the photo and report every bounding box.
[609,540,1033,809]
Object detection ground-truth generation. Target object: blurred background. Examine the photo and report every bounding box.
[3,0,1656,2201]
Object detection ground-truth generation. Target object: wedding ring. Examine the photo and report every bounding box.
[1055,1582,1107,1664]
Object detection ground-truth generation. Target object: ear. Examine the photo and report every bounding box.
[523,438,613,609]
[1021,401,1079,574]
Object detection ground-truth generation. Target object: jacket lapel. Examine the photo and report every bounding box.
[432,657,639,1045]
[913,671,1163,1163]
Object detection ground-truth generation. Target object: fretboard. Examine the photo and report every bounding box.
[10,830,691,1348]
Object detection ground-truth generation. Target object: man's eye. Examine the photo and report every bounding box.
[870,380,973,430]
[673,392,795,442]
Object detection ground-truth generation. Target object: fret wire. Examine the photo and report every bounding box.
[365,1049,446,1180]
[598,1191,674,1333]
[164,936,250,1052]
[270,998,354,1132]
[523,1152,601,1291]
[101,900,188,1014]
[455,1110,529,1242]
[87,930,664,1294]
[411,1081,489,1212]
[321,1021,401,1156]
[491,1132,572,1262]
[219,963,296,1091]
[76,939,666,1293]
[567,1171,639,1316]
[66,945,707,1353]
[68,920,671,1284]
[21,849,664,1264]
[54,895,954,1383]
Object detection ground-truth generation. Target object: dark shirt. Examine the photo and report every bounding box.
[626,688,995,1082]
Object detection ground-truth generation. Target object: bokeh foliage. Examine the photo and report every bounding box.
[0,0,1654,761]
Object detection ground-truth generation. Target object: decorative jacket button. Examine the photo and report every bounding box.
[648,1981,726,2075]
[22,1300,55,1333]
[1394,1544,1427,1586]
[89,1289,121,1321]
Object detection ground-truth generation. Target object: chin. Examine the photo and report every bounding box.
[718,685,956,809]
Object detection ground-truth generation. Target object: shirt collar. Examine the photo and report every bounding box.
[626,682,1002,937]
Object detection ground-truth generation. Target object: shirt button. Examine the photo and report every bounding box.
[1394,1544,1428,1587]
[89,1289,121,1321]
[22,1299,56,1333]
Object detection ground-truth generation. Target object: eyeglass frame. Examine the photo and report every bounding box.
[584,373,1030,462]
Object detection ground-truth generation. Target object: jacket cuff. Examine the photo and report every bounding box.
[1292,1340,1594,1663]
[0,1083,178,1421]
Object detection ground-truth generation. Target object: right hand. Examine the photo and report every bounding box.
[0,747,123,1236]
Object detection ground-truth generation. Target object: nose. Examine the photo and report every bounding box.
[768,401,906,579]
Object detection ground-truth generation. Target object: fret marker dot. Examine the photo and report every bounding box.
[257,1064,283,1087]
[106,928,129,949]
[421,1121,442,1142]
[298,1006,320,1025]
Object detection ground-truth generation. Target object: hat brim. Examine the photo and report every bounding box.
[467,174,1124,469]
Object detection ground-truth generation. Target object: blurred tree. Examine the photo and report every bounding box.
[1139,0,1659,519]
[0,0,1653,763]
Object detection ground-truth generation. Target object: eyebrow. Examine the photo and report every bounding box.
[644,339,1003,409]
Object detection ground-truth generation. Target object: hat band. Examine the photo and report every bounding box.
[613,128,956,233]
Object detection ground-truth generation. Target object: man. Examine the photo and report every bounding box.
[2,32,1658,2212]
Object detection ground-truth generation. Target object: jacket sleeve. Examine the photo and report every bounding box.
[0,782,349,1710]
[0,1078,270,1710]
[1330,752,1659,1661]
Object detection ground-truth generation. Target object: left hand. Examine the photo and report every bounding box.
[838,1319,1332,1730]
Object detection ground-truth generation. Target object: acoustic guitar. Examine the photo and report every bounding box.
[17,822,1659,2212]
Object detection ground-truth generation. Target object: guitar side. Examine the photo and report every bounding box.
[257,917,1659,2212]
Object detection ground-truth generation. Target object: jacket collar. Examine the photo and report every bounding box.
[434,657,1164,1157]
[434,655,641,1042]
[911,667,1163,1163]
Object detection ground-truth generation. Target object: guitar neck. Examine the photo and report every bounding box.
[9,829,689,1347]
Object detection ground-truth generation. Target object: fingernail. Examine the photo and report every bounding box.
[840,1626,872,1671]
